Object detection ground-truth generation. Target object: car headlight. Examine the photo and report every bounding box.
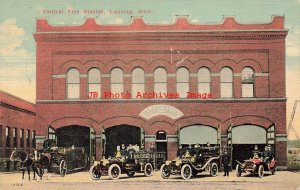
[175,159,182,166]
[166,160,171,165]
[93,161,100,166]
[102,159,109,166]
[252,165,256,169]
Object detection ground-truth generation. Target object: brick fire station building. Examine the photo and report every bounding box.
[32,16,288,167]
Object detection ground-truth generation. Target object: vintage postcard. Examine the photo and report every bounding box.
[0,0,299,190]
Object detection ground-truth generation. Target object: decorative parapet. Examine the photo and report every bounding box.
[36,15,285,33]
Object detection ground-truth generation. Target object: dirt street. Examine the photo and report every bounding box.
[0,170,299,190]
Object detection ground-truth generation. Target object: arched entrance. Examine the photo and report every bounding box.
[104,125,142,158]
[229,125,267,167]
[179,125,218,147]
[49,125,95,167]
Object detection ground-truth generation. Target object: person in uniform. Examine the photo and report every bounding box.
[176,145,184,158]
[120,144,128,159]
[150,143,155,152]
[262,146,269,162]
[251,145,260,159]
[194,144,202,165]
[43,136,51,150]
[267,145,274,160]
[222,150,230,176]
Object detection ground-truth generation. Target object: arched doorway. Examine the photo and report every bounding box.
[104,125,142,158]
[229,125,267,167]
[179,125,218,147]
[52,125,95,167]
[155,131,167,159]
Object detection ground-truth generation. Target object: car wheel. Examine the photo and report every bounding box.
[210,163,218,177]
[181,164,192,180]
[89,165,101,180]
[59,160,67,177]
[108,164,121,180]
[126,171,135,177]
[160,164,171,179]
[236,164,242,177]
[258,165,264,178]
[144,163,153,177]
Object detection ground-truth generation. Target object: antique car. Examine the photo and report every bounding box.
[90,147,163,180]
[160,146,220,180]
[236,158,276,178]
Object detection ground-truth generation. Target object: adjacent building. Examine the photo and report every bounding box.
[0,90,37,171]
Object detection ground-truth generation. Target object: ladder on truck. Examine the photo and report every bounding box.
[287,100,300,139]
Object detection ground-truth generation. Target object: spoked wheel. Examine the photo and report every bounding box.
[210,163,218,177]
[127,171,135,177]
[90,165,101,180]
[59,160,67,177]
[108,164,121,180]
[160,164,171,179]
[258,165,264,178]
[181,164,192,180]
[144,163,153,177]
[236,164,242,177]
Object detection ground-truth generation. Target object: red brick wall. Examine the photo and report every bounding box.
[34,16,288,166]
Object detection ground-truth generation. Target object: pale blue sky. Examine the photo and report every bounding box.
[0,0,299,138]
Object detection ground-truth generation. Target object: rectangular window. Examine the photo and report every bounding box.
[67,84,80,99]
[13,128,17,147]
[221,83,233,98]
[132,84,144,97]
[88,84,101,98]
[242,84,254,98]
[198,83,210,94]
[110,84,123,94]
[20,129,24,148]
[154,83,167,94]
[177,83,189,98]
[6,127,10,147]
[27,130,30,147]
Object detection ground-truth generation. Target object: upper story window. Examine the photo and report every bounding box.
[6,126,10,148]
[198,67,211,93]
[132,67,145,97]
[220,67,233,98]
[110,68,123,94]
[154,67,167,94]
[88,68,101,99]
[242,67,254,98]
[176,67,189,98]
[67,68,80,99]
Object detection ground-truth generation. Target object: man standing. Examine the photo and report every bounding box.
[222,150,230,176]
[43,136,51,150]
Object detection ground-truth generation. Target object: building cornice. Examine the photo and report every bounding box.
[34,30,288,42]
